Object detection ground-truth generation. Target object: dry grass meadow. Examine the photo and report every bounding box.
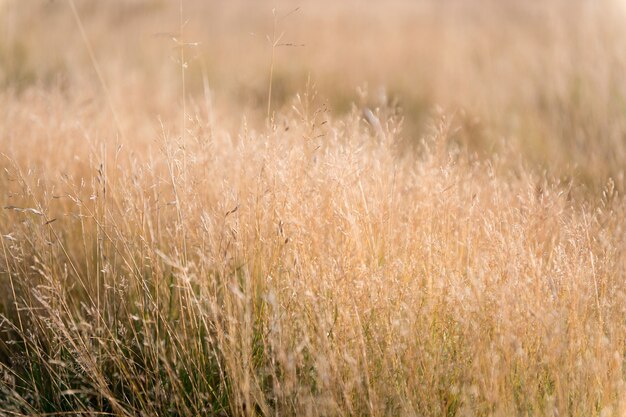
[1,0,626,415]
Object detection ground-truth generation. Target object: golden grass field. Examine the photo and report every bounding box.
[1,0,626,415]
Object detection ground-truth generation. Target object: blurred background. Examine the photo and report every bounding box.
[1,0,626,191]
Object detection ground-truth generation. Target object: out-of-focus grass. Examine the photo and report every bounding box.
[2,0,626,188]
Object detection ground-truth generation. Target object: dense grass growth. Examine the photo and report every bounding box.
[1,0,626,416]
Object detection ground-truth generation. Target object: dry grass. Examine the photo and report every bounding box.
[1,1,626,416]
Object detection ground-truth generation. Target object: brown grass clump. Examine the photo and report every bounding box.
[1,1,626,416]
